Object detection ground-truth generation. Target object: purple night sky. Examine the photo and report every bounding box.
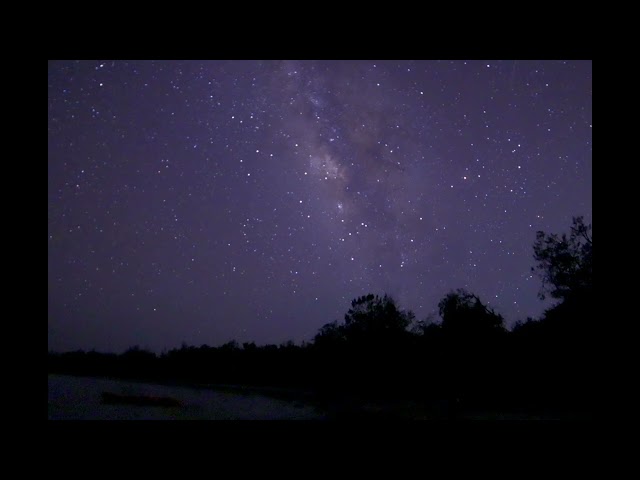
[48,60,592,353]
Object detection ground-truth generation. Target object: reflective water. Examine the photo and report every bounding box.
[48,374,326,420]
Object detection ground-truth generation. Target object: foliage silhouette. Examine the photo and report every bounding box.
[438,288,505,336]
[532,216,592,301]
[342,294,414,346]
[49,215,593,418]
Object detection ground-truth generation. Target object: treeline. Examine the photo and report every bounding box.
[49,216,594,415]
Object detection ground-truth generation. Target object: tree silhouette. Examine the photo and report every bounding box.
[436,289,506,409]
[532,216,592,301]
[342,293,414,345]
[48,228,596,419]
[410,313,440,336]
[438,289,504,336]
[313,321,346,349]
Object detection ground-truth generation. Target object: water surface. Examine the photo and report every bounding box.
[48,374,327,420]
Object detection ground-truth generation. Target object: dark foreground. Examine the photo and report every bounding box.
[49,374,589,420]
[48,374,327,420]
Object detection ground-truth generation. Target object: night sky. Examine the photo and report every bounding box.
[48,60,592,353]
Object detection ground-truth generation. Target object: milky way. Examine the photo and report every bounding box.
[48,60,592,353]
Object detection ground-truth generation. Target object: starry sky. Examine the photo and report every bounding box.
[48,60,592,353]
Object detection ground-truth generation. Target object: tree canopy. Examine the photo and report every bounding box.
[437,288,505,336]
[532,216,592,301]
[49,214,594,417]
[313,294,414,350]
